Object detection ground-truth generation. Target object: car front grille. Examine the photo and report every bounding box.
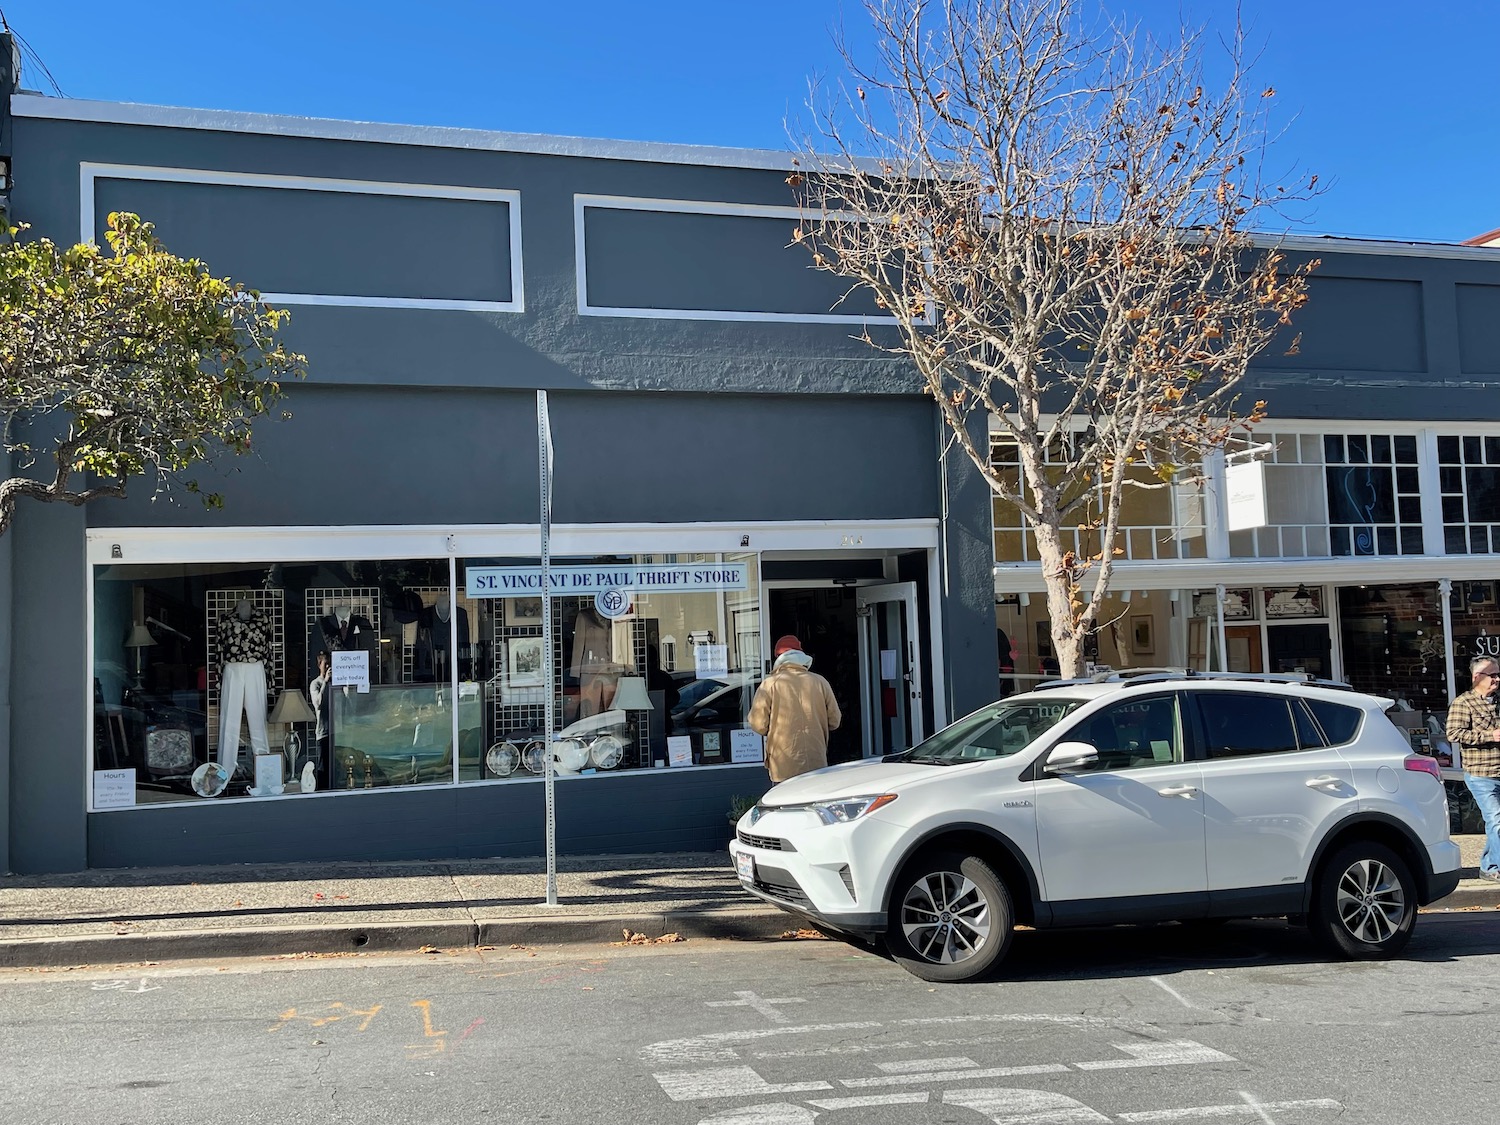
[755,876,810,906]
[737,829,792,851]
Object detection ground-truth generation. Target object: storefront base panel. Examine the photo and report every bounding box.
[84,766,766,870]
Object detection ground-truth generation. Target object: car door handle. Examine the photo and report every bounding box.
[1157,784,1198,798]
[1305,775,1345,790]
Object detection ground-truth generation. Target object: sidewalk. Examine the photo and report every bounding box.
[1,838,1496,969]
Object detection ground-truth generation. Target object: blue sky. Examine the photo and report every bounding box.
[5,1,1495,242]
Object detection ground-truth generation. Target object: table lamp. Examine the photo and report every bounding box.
[612,676,652,768]
[124,623,156,692]
[268,687,317,780]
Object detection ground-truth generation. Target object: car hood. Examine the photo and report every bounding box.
[759,757,983,805]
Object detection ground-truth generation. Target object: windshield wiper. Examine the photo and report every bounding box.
[899,754,960,766]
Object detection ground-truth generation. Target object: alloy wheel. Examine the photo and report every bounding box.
[900,869,992,964]
[1335,857,1407,945]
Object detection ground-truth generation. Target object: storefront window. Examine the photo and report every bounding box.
[91,558,466,807]
[90,550,764,809]
[460,553,761,779]
[1338,584,1446,710]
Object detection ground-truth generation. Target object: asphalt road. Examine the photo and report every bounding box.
[3,911,1499,1124]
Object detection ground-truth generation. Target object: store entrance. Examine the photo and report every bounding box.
[1223,621,1332,677]
[767,585,863,765]
[856,581,925,758]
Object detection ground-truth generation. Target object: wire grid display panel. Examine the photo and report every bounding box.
[304,587,381,686]
[399,585,480,683]
[489,597,649,768]
[205,588,285,754]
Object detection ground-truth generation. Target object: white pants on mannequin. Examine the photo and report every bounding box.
[218,660,270,771]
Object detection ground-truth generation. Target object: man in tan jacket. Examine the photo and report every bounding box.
[748,635,842,783]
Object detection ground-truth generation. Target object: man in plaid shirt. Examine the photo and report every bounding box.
[1446,655,1500,881]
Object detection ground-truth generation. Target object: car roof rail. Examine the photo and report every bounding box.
[1032,668,1355,692]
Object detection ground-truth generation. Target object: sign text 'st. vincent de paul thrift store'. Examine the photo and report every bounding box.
[465,563,749,599]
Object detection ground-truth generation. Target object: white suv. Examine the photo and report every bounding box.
[730,673,1462,982]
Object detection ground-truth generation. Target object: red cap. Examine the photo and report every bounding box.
[774,634,803,656]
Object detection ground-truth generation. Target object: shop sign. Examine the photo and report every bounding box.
[1265,586,1323,618]
[93,768,136,809]
[1191,588,1255,620]
[594,589,633,619]
[730,728,765,763]
[466,563,749,598]
[1457,634,1500,660]
[1225,460,1268,531]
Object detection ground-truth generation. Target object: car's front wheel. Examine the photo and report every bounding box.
[886,851,1012,983]
[1310,840,1416,959]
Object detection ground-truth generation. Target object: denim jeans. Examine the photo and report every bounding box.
[1464,773,1500,875]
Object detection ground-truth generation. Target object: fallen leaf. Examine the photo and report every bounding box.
[778,929,827,941]
[509,943,528,951]
[581,986,594,991]
[312,893,325,900]
[335,894,350,900]
[416,945,440,954]
[230,900,244,907]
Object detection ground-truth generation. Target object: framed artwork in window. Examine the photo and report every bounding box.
[505,596,544,627]
[506,636,545,687]
[1131,616,1155,655]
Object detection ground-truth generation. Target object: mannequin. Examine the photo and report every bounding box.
[569,605,621,718]
[413,594,470,683]
[313,598,380,684]
[216,599,275,773]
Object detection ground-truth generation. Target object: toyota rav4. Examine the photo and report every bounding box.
[729,672,1462,982]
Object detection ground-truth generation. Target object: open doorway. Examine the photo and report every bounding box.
[767,586,863,765]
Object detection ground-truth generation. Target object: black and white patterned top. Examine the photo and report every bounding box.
[217,608,277,692]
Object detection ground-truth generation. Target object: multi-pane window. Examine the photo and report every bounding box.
[990,437,1206,563]
[1322,433,1422,556]
[1438,435,1500,554]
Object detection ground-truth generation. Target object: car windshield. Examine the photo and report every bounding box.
[893,697,1086,764]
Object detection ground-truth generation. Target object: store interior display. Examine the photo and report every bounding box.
[91,553,761,807]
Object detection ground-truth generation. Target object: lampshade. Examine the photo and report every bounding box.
[124,624,156,649]
[268,688,316,724]
[612,676,653,711]
[1292,584,1313,602]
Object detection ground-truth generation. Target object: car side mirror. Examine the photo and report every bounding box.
[1045,741,1099,774]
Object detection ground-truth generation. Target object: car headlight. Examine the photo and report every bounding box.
[809,793,898,825]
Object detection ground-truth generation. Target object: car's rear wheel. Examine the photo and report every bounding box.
[1310,840,1416,959]
[886,851,1012,983]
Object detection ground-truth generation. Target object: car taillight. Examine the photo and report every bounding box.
[1404,755,1443,782]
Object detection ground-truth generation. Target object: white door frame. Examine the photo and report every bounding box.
[857,581,925,757]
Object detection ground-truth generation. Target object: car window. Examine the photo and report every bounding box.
[673,678,729,712]
[1292,700,1327,750]
[899,698,1085,763]
[1306,699,1363,746]
[1197,692,1299,758]
[1069,695,1181,771]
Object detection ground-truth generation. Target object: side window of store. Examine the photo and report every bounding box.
[91,559,470,807]
[461,553,762,781]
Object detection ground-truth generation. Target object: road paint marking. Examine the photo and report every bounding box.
[755,1033,1020,1059]
[944,1087,1109,1123]
[90,977,160,993]
[268,1002,381,1033]
[706,991,808,1023]
[875,1056,977,1073]
[405,999,448,1058]
[1074,1039,1234,1070]
[842,1064,1071,1088]
[458,1018,485,1042]
[1117,1099,1342,1122]
[1147,976,1194,1008]
[643,1022,883,1065]
[697,1106,814,1124]
[1240,1090,1277,1124]
[654,1065,832,1102]
[809,1093,929,1109]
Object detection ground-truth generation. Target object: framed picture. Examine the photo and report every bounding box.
[506,596,544,627]
[1131,615,1155,655]
[506,636,545,687]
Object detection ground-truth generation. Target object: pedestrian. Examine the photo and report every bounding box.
[1445,655,1500,881]
[748,634,842,783]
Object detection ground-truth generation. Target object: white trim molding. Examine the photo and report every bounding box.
[79,162,525,313]
[574,194,930,326]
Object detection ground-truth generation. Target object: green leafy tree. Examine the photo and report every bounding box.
[0,211,305,536]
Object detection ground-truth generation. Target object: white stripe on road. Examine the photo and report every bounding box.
[1118,1099,1342,1122]
[841,1064,1070,1087]
[874,1056,978,1073]
[653,1065,831,1102]
[1074,1039,1235,1070]
[809,1093,929,1109]
[1147,976,1194,1008]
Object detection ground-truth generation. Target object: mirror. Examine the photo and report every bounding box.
[1045,741,1098,774]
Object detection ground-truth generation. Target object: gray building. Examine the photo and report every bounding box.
[5,72,1500,874]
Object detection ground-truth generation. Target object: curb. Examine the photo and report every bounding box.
[1424,883,1500,912]
[0,907,795,969]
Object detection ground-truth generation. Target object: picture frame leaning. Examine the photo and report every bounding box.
[506,636,545,687]
[1131,615,1155,656]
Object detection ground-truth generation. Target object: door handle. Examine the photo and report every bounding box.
[1305,775,1345,790]
[1157,784,1199,798]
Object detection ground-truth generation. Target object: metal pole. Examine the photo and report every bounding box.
[1214,584,1229,673]
[539,390,557,906]
[1440,578,1456,703]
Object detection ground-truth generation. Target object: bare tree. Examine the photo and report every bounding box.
[793,0,1317,677]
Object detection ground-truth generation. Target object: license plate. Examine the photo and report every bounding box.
[735,852,756,882]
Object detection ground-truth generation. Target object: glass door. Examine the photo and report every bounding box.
[856,582,924,758]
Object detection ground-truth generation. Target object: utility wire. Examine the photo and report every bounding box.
[0,9,66,97]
